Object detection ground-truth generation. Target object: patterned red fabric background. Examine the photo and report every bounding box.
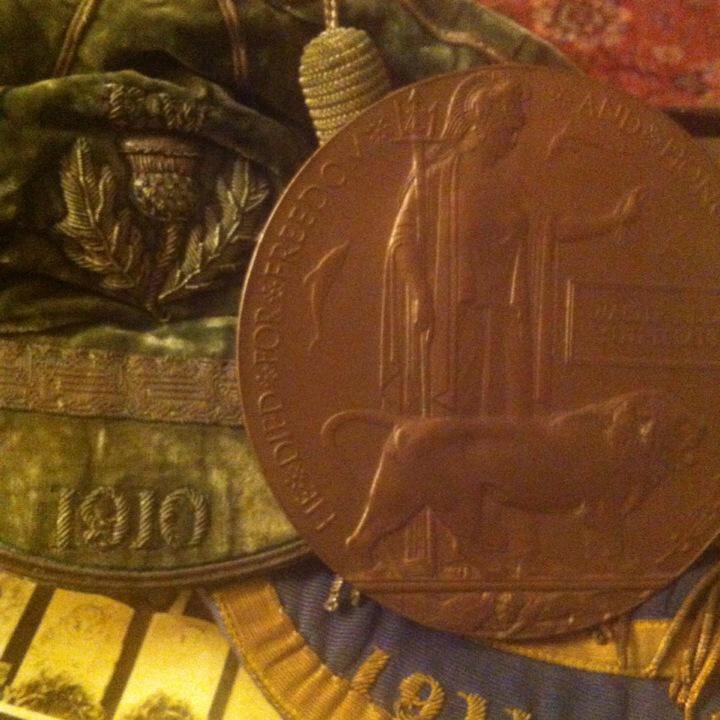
[481,0,720,108]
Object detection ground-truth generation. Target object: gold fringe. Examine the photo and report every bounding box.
[646,562,720,676]
[492,620,676,678]
[642,559,720,720]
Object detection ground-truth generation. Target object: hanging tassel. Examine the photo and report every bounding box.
[300,0,391,145]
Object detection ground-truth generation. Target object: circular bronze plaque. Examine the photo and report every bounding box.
[238,66,720,639]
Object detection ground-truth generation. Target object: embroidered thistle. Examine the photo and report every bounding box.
[119,135,203,314]
[120,135,202,222]
[56,138,270,317]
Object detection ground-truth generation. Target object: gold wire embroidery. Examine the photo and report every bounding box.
[159,160,270,304]
[459,694,488,720]
[58,138,149,301]
[351,649,392,694]
[56,138,270,316]
[299,26,391,145]
[393,674,445,720]
[51,487,211,553]
[504,710,532,720]
[0,340,243,426]
[105,84,209,133]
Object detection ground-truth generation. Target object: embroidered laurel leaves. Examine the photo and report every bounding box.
[56,139,271,317]
[56,138,148,294]
[159,160,270,304]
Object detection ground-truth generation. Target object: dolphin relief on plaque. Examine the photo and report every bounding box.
[238,66,719,640]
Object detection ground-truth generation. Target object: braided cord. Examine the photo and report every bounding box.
[324,0,339,29]
[216,0,248,88]
[53,0,103,77]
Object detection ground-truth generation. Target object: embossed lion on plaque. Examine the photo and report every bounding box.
[324,390,704,560]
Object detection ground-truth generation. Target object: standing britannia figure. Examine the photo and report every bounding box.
[381,77,641,420]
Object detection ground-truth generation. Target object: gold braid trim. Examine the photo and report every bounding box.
[502,558,720,720]
[55,0,247,88]
[214,580,390,720]
[213,576,715,720]
[53,0,103,77]
[216,0,248,89]
[395,0,510,64]
[324,0,339,29]
[0,339,243,427]
[216,566,720,720]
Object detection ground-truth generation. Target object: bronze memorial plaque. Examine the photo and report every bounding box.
[238,66,720,640]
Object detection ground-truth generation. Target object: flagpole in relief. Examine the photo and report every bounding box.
[415,134,431,418]
[404,89,433,418]
[398,92,439,574]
